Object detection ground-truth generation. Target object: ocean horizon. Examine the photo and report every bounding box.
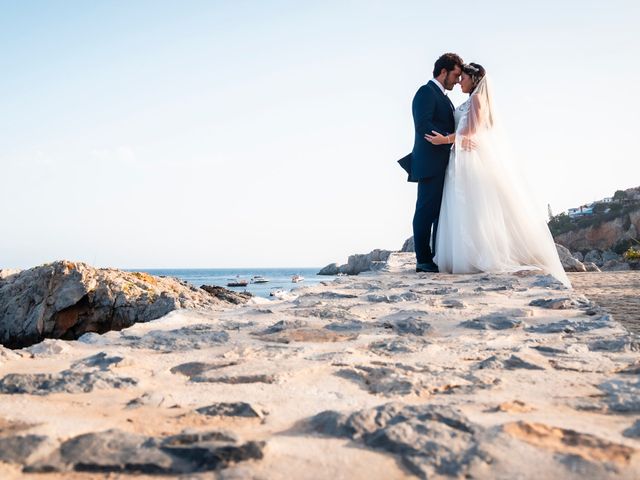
[129,267,333,298]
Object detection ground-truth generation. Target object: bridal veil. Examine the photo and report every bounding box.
[434,77,572,288]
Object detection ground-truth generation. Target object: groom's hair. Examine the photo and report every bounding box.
[433,53,463,77]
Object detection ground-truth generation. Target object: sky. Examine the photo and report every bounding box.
[1,0,639,269]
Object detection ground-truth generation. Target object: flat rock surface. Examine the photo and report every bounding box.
[0,252,639,479]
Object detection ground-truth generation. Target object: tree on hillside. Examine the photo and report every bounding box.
[613,190,627,202]
[548,212,573,237]
[592,202,609,214]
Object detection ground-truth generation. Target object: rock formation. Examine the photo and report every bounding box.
[401,236,414,252]
[555,207,640,253]
[318,249,392,275]
[200,285,253,304]
[0,261,245,348]
[555,244,588,272]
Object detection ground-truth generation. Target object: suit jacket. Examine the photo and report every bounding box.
[398,81,455,182]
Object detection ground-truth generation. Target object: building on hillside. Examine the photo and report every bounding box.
[568,205,594,218]
[566,188,639,218]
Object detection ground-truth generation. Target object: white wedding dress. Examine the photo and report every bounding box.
[434,77,571,288]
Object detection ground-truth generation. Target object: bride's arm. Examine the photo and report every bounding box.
[425,131,475,150]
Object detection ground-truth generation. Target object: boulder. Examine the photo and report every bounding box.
[584,262,601,272]
[584,249,603,266]
[401,236,415,252]
[319,249,393,276]
[342,249,392,275]
[0,261,234,349]
[318,263,339,275]
[601,260,631,271]
[555,244,587,272]
[602,250,621,263]
[572,251,584,262]
[199,285,252,304]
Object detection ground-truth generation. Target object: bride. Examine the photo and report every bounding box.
[425,63,571,288]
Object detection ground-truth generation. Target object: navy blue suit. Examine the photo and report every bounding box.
[398,81,455,265]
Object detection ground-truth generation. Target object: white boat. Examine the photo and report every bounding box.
[291,275,304,283]
[269,288,286,297]
[251,275,269,284]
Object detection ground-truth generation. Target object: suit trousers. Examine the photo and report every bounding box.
[412,173,446,265]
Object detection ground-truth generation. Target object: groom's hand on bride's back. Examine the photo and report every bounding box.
[424,130,448,145]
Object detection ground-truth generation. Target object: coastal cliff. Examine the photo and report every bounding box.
[549,186,640,271]
[553,207,640,253]
[0,254,639,478]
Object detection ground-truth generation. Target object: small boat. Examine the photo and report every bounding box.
[291,275,304,283]
[269,288,285,297]
[227,277,249,287]
[251,275,269,284]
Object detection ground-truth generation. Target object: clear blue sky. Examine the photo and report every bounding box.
[1,1,639,268]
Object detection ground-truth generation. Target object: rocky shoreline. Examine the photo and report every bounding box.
[0,253,639,478]
[0,261,250,349]
[318,239,637,278]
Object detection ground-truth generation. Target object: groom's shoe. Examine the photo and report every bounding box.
[416,262,439,273]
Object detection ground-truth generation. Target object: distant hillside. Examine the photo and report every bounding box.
[549,186,640,253]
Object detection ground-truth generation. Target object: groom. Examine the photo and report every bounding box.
[398,52,463,273]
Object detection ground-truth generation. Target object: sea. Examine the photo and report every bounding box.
[131,268,334,299]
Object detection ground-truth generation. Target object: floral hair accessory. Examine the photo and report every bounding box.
[464,64,479,74]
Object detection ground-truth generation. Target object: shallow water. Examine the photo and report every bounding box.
[128,268,333,299]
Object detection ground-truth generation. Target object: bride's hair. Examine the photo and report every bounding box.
[462,63,486,92]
